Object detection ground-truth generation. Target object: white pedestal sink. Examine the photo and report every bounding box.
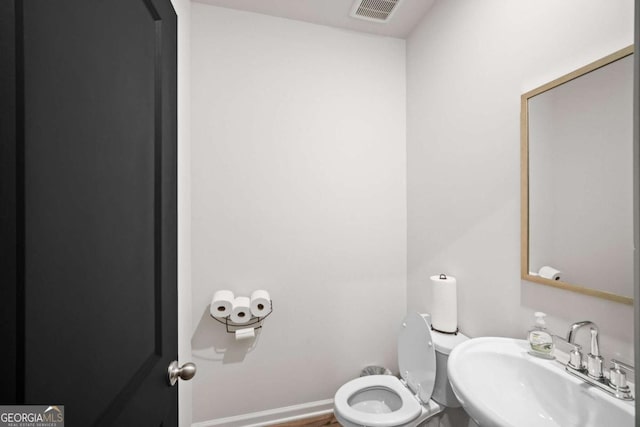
[447,337,634,427]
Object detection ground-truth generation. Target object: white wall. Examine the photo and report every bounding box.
[190,4,406,423]
[170,0,192,425]
[407,0,634,363]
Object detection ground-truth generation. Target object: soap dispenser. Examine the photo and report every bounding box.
[528,312,554,359]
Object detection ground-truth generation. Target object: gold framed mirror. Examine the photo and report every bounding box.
[521,45,634,305]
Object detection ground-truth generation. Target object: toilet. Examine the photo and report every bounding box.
[333,312,468,427]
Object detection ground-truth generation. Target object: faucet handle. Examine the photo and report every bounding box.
[553,335,584,370]
[587,354,605,380]
[589,328,600,357]
[586,329,604,379]
[609,360,634,399]
[609,364,629,390]
[568,344,584,370]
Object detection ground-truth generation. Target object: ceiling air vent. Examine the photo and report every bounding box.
[350,0,404,23]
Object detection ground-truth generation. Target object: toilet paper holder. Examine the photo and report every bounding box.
[210,300,273,334]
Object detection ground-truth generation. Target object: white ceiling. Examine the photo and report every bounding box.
[191,0,436,39]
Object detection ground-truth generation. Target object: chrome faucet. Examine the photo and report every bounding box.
[558,321,634,400]
[566,320,596,344]
[566,321,604,379]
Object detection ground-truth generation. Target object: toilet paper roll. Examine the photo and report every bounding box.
[539,266,561,281]
[430,274,457,333]
[250,290,272,317]
[210,290,235,318]
[230,296,252,324]
[235,327,255,341]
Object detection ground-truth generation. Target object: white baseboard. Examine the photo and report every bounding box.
[191,398,334,427]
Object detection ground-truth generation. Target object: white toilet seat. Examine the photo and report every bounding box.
[334,375,422,427]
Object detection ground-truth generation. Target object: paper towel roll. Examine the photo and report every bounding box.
[210,290,235,318]
[539,266,561,281]
[230,296,252,324]
[235,327,255,341]
[430,274,457,333]
[250,290,271,317]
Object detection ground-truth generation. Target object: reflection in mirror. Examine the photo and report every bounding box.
[521,46,634,305]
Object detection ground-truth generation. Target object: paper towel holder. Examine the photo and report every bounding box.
[431,324,459,335]
[210,300,273,334]
[431,274,458,335]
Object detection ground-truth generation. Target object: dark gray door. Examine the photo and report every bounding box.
[1,0,178,425]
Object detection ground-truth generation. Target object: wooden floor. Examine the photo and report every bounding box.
[270,413,340,427]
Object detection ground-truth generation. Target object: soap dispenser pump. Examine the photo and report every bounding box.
[528,312,554,359]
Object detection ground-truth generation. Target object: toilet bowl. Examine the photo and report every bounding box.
[334,312,468,427]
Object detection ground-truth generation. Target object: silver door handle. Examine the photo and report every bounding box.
[168,361,196,386]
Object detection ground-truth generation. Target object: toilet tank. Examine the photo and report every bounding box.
[431,329,468,407]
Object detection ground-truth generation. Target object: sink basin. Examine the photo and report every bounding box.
[447,337,634,427]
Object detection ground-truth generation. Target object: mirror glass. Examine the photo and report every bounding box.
[522,46,634,304]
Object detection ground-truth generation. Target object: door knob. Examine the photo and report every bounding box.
[168,361,197,386]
